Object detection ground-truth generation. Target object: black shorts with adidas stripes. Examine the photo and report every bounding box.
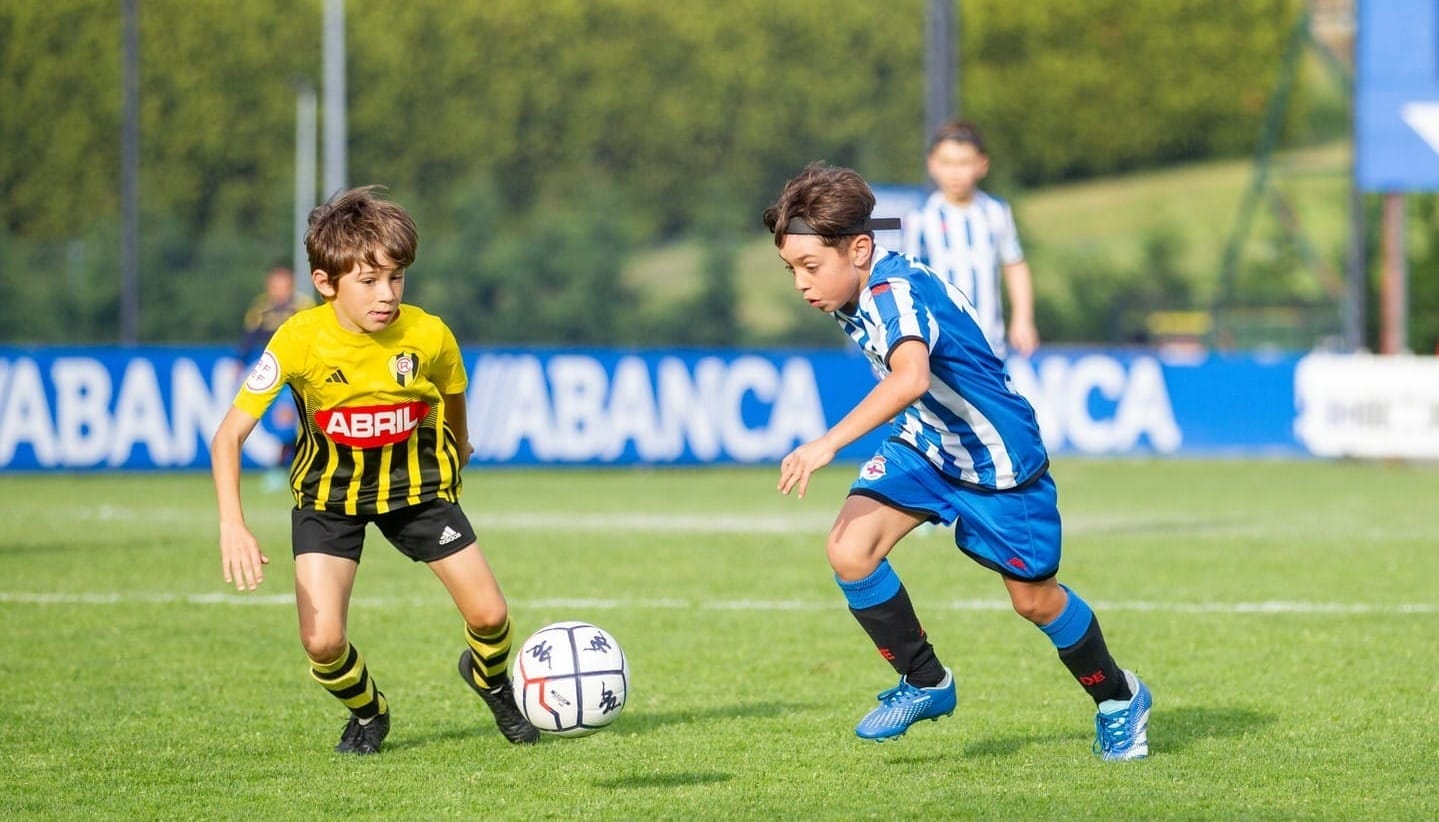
[291,499,477,563]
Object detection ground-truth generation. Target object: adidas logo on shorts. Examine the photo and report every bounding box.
[438,526,463,546]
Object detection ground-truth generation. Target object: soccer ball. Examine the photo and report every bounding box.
[511,621,628,737]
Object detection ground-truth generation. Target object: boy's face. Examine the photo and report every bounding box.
[927,139,989,204]
[313,250,406,334]
[777,234,869,313]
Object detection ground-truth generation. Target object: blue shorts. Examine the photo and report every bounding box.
[849,439,1062,581]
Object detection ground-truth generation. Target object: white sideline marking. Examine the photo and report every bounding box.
[0,591,1434,614]
[42,503,1439,544]
[75,505,842,533]
[47,505,1439,540]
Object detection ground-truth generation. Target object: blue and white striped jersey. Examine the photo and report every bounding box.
[833,248,1047,490]
[902,190,1024,355]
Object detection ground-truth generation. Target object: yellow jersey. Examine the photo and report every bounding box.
[233,303,468,515]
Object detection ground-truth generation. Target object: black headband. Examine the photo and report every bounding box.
[781,215,901,236]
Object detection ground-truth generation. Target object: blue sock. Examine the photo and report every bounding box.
[1041,585,1130,703]
[837,560,944,685]
[836,559,901,610]
[1039,584,1093,650]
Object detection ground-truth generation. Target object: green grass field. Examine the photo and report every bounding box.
[2,459,1436,819]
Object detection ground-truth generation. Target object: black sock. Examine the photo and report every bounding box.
[849,584,947,687]
[1057,617,1131,704]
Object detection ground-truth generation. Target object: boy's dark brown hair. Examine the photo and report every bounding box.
[304,186,418,282]
[928,119,987,154]
[762,162,876,249]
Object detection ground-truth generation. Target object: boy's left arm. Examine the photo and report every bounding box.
[443,393,473,466]
[434,323,472,466]
[778,339,930,498]
[1002,260,1039,356]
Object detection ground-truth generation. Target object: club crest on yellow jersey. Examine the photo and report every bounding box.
[389,352,420,386]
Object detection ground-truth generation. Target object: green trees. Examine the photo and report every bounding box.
[1,0,1300,344]
[963,0,1298,183]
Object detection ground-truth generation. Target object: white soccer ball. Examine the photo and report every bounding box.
[511,621,628,737]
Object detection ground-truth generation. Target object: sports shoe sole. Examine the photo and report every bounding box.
[861,709,954,743]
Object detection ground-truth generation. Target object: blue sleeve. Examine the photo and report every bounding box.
[869,278,936,367]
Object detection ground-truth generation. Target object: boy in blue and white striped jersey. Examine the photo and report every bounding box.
[903,120,1038,357]
[763,163,1150,760]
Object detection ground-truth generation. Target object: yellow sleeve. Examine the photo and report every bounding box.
[233,319,302,418]
[432,321,468,394]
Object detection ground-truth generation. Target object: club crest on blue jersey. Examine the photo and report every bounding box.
[388,352,420,386]
[860,456,887,480]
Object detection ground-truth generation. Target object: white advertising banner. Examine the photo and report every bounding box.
[1294,353,1439,458]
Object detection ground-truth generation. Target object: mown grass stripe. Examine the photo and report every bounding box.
[2,591,1434,614]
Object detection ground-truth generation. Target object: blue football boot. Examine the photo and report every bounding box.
[1093,670,1152,761]
[854,667,956,741]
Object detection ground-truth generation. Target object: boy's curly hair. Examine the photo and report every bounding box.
[762,162,876,249]
[305,186,417,280]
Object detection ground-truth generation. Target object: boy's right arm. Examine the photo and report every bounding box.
[778,339,931,499]
[210,406,270,591]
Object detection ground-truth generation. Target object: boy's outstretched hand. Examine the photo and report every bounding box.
[219,520,270,591]
[778,439,837,499]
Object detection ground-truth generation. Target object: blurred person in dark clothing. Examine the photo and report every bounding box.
[242,265,315,362]
[241,265,314,488]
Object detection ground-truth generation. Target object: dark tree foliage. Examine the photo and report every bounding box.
[1,0,1301,344]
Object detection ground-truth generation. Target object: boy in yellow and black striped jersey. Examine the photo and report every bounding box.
[210,186,537,754]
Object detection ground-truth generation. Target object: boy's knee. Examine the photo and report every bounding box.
[301,632,348,664]
[826,538,883,582]
[1010,598,1049,624]
[1009,586,1064,625]
[463,604,510,636]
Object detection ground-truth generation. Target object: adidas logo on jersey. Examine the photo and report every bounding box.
[438,526,463,546]
[326,369,349,384]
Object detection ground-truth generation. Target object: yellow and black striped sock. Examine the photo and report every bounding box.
[464,618,514,691]
[310,643,388,720]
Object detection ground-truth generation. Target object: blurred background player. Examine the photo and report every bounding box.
[903,120,1039,358]
[211,186,538,754]
[241,264,315,362]
[240,265,314,490]
[765,162,1150,760]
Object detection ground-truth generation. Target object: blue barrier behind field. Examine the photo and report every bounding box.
[1,345,1429,470]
